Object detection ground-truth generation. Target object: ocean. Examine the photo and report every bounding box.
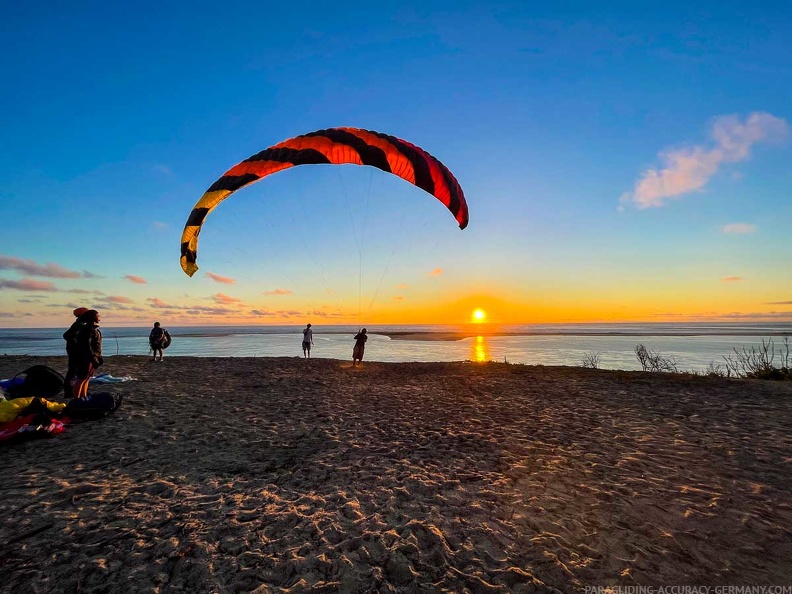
[1,323,790,373]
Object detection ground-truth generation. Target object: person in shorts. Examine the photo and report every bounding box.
[302,323,313,358]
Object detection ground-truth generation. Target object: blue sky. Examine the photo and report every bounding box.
[1,1,790,327]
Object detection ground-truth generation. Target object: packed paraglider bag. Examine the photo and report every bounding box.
[63,392,123,420]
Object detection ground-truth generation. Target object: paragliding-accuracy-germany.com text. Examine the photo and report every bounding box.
[583,585,792,594]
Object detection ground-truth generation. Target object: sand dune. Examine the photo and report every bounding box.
[1,355,791,593]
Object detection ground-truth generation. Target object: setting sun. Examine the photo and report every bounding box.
[472,308,487,323]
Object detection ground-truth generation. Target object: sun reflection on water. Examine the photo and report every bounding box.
[471,335,490,362]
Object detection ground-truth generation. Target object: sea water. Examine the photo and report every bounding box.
[1,323,790,373]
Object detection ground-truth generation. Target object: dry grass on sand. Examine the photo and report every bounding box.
[1,355,791,593]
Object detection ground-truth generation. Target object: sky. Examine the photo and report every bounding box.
[1,1,790,328]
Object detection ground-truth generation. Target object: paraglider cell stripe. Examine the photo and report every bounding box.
[242,147,332,167]
[303,129,393,172]
[185,207,210,227]
[370,132,435,196]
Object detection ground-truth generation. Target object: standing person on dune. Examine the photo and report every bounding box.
[302,323,314,359]
[352,328,367,367]
[63,307,90,398]
[149,321,170,362]
[72,309,103,399]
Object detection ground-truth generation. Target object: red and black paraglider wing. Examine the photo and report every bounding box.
[180,127,468,277]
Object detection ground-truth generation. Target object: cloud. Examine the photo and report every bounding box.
[310,310,345,318]
[212,293,243,305]
[0,255,82,278]
[429,268,443,277]
[104,295,135,304]
[396,283,410,289]
[153,221,168,231]
[766,300,792,305]
[147,297,175,308]
[206,272,236,284]
[721,276,743,282]
[184,306,236,315]
[652,310,792,320]
[279,310,304,317]
[263,288,292,296]
[722,223,757,234]
[125,275,148,284]
[394,296,404,301]
[250,308,304,318]
[621,112,789,208]
[0,278,57,291]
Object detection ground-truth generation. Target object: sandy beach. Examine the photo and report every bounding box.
[1,355,791,593]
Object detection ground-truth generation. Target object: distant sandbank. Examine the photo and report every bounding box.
[376,329,792,341]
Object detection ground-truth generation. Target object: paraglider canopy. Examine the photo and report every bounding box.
[180,127,469,277]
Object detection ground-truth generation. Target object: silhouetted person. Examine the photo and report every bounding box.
[72,310,103,399]
[149,321,168,362]
[302,323,313,358]
[63,307,90,398]
[352,328,367,366]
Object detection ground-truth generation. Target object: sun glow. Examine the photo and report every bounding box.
[472,308,487,323]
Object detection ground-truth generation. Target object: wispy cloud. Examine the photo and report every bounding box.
[0,278,57,291]
[722,223,757,234]
[621,112,789,209]
[0,255,82,278]
[310,310,345,318]
[251,309,303,318]
[125,275,148,284]
[147,297,175,308]
[153,221,168,231]
[396,283,410,289]
[653,310,792,320]
[394,296,404,301]
[184,305,236,316]
[104,295,135,304]
[212,293,243,305]
[721,276,743,282]
[429,268,443,277]
[766,300,792,305]
[206,272,235,284]
[263,288,292,296]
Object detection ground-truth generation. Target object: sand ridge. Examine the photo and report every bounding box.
[0,355,790,593]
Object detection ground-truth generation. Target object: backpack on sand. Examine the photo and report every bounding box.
[3,365,65,400]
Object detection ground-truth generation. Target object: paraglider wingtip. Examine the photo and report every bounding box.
[181,260,199,277]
